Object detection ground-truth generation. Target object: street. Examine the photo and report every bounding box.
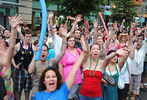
[136,88,147,100]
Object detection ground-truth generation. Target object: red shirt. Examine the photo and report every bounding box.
[80,70,103,97]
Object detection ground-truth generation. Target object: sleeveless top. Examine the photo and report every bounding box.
[0,66,14,100]
[106,42,118,55]
[102,65,119,100]
[80,70,103,97]
[14,41,33,70]
[118,42,126,49]
[60,48,82,84]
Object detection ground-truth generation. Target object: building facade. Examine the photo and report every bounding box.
[0,0,58,30]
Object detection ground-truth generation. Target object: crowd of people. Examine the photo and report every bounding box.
[0,11,147,100]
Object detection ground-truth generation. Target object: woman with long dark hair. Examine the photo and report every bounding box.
[33,35,88,100]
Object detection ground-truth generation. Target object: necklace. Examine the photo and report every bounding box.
[108,64,116,76]
[89,57,100,76]
[100,45,104,57]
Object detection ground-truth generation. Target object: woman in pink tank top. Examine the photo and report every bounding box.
[59,35,82,99]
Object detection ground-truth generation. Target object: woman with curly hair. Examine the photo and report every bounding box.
[33,35,88,100]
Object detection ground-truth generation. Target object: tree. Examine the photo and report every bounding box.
[47,0,106,17]
[110,0,140,26]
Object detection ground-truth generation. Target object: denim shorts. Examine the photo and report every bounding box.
[79,94,103,100]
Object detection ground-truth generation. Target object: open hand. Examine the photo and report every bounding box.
[9,14,22,28]
[75,14,82,22]
[122,19,125,23]
[67,16,75,20]
[58,24,67,38]
[131,22,135,29]
[16,25,21,33]
[48,11,54,18]
[34,44,40,54]
[93,19,98,28]
[81,35,88,53]
[116,48,130,56]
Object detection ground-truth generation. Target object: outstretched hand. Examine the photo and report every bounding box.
[75,14,82,23]
[58,23,67,38]
[48,11,54,18]
[16,25,21,33]
[34,44,40,54]
[9,14,22,28]
[122,48,130,58]
[116,48,130,57]
[67,16,75,20]
[81,35,89,53]
[131,22,135,29]
[93,19,98,28]
[122,19,125,23]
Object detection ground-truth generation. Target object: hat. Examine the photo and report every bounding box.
[118,33,129,42]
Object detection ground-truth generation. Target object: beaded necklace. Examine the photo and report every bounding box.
[108,64,116,76]
[100,45,104,57]
[89,57,100,76]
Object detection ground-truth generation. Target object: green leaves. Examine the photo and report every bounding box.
[111,0,138,26]
[46,0,105,17]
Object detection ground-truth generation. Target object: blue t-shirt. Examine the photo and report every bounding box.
[47,47,55,61]
[34,82,69,100]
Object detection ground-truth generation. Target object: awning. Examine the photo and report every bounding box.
[0,1,25,8]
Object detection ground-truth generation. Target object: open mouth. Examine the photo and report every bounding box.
[94,54,98,56]
[49,83,54,85]
[41,55,45,57]
[49,82,55,89]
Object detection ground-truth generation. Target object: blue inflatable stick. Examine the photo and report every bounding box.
[35,0,47,60]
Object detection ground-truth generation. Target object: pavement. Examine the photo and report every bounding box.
[135,88,147,100]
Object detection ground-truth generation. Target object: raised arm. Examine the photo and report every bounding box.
[28,46,40,74]
[47,11,54,36]
[28,54,36,74]
[58,62,64,83]
[128,23,135,47]
[104,27,114,49]
[50,24,67,63]
[102,48,128,70]
[7,15,22,63]
[0,15,21,66]
[89,19,97,41]
[55,16,59,28]
[118,48,130,71]
[119,19,125,32]
[16,25,24,41]
[66,35,88,90]
[129,42,137,60]
[0,24,5,31]
[92,20,100,44]
[68,14,82,37]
